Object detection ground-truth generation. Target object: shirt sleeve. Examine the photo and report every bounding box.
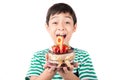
[77,50,98,80]
[25,51,45,80]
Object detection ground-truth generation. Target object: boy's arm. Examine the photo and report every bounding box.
[30,68,56,80]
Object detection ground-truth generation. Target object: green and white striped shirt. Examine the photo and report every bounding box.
[26,48,97,80]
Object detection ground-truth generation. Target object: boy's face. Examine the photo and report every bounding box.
[46,13,77,45]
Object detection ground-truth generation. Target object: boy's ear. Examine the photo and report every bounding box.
[73,23,77,32]
[45,24,50,32]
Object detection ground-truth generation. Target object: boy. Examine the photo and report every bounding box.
[25,3,97,80]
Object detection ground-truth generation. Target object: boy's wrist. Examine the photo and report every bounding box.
[63,72,80,80]
[44,68,56,75]
[37,68,56,80]
[62,72,72,79]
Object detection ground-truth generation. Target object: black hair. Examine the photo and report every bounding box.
[46,3,77,25]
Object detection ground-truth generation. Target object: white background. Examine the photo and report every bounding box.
[0,0,120,80]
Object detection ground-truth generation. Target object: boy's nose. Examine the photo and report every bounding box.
[58,28,64,31]
[57,24,65,31]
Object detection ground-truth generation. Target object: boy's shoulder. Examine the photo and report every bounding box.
[73,48,91,59]
[73,48,89,55]
[33,48,49,56]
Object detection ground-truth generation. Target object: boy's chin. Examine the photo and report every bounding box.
[54,42,69,45]
[63,42,69,45]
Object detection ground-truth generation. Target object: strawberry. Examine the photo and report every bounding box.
[52,45,60,54]
[52,44,69,54]
[62,45,69,53]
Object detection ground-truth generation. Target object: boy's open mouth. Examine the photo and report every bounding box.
[56,34,67,39]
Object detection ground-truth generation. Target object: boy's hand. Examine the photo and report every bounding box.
[57,62,79,80]
[44,62,79,80]
[44,62,57,73]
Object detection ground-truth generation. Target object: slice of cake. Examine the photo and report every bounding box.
[46,36,75,68]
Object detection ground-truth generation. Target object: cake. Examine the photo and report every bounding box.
[46,36,75,68]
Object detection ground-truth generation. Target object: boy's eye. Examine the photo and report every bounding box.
[65,22,70,24]
[52,22,58,24]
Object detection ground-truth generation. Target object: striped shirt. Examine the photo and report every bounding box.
[25,48,97,80]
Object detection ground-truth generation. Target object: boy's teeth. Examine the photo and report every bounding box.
[63,35,66,38]
[56,34,66,38]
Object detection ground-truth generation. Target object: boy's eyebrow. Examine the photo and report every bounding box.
[65,16,72,19]
[50,16,72,20]
[50,16,57,20]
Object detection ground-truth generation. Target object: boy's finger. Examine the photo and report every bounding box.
[43,62,50,68]
[69,65,74,71]
[48,66,56,72]
[43,64,47,68]
[43,63,48,68]
[63,67,69,73]
[73,62,78,68]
